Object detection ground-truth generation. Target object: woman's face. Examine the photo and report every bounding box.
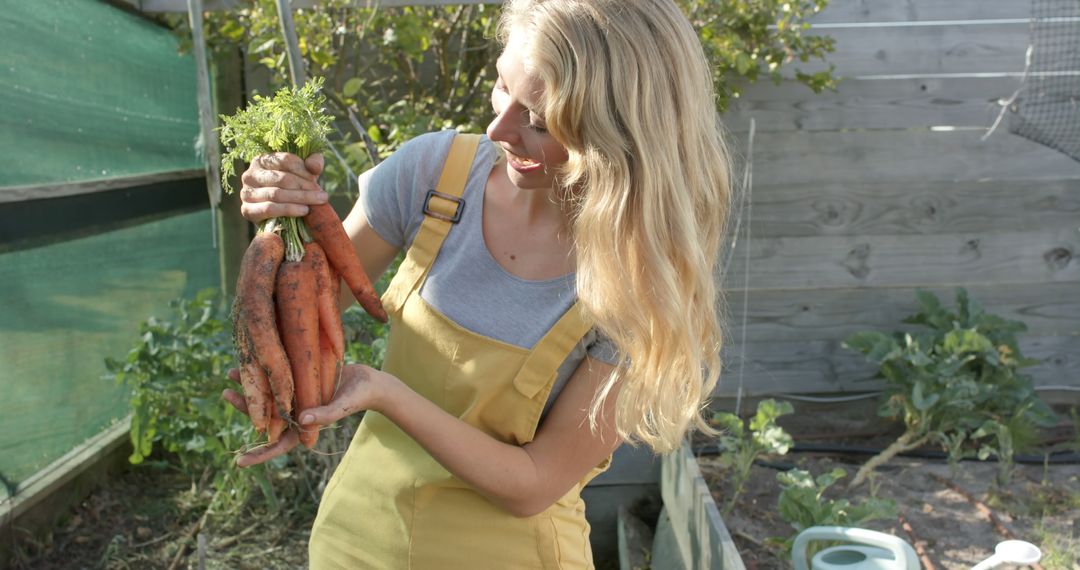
[486,29,569,191]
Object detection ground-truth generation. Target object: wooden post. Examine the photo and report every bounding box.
[274,0,307,87]
[211,47,250,298]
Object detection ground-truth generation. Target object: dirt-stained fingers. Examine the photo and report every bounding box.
[255,152,317,181]
[236,429,299,467]
[223,388,249,415]
[241,165,324,195]
[239,194,316,222]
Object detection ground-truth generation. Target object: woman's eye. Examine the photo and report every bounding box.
[528,124,548,133]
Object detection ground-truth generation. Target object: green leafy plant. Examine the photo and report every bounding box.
[772,467,898,555]
[164,0,835,194]
[678,0,837,109]
[843,288,1056,487]
[104,289,266,513]
[712,398,795,514]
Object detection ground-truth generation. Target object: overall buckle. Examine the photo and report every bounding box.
[423,189,465,223]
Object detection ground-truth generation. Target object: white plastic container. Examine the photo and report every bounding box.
[793,526,919,570]
[792,526,1043,570]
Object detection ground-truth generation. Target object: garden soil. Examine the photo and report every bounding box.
[697,453,1080,570]
[5,466,312,569]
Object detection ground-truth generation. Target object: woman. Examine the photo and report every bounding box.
[225,0,732,566]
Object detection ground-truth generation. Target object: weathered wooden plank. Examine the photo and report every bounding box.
[582,484,661,568]
[0,417,130,522]
[618,506,654,570]
[660,442,747,570]
[660,450,696,568]
[718,282,1080,344]
[0,170,203,204]
[724,179,1080,238]
[715,334,1080,396]
[790,23,1031,78]
[187,0,222,208]
[719,229,1080,290]
[723,76,1022,132]
[211,43,251,299]
[651,508,689,570]
[734,130,1080,186]
[807,0,1031,24]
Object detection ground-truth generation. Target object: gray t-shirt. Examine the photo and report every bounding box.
[360,130,618,416]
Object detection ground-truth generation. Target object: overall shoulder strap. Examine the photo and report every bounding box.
[512,303,593,399]
[388,133,483,302]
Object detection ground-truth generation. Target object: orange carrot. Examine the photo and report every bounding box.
[275,256,322,449]
[319,328,341,405]
[234,324,273,433]
[234,232,294,421]
[304,241,346,359]
[304,202,387,323]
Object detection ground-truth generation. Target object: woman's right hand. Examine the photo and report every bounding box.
[223,363,393,467]
[239,152,329,223]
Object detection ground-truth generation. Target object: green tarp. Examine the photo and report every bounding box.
[0,0,202,190]
[0,0,219,494]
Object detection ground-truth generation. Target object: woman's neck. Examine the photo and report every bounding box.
[489,159,570,229]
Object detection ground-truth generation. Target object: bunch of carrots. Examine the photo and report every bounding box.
[220,78,386,449]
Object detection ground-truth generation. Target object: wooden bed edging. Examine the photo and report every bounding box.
[645,440,747,570]
[0,416,131,564]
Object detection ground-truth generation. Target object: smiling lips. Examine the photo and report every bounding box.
[506,151,543,173]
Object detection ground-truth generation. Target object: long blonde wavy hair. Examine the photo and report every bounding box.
[499,0,733,452]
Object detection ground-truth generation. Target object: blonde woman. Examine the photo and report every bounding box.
[225,0,731,566]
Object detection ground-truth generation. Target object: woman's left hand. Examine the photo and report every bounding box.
[223,363,395,467]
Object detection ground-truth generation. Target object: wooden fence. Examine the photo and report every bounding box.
[716,0,1080,397]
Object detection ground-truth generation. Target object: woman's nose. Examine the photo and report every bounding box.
[486,108,519,146]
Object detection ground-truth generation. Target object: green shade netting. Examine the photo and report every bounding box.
[0,0,202,190]
[0,210,220,495]
[0,0,221,496]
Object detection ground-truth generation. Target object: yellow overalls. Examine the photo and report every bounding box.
[309,134,608,569]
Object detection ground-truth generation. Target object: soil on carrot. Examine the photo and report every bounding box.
[7,464,314,570]
[697,453,1080,570]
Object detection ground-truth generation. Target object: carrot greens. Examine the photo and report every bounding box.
[218,77,333,261]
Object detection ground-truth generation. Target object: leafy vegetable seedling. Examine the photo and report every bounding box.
[712,398,795,515]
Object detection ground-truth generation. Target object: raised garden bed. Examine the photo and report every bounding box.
[696,434,1080,570]
[615,394,1079,570]
[617,440,746,570]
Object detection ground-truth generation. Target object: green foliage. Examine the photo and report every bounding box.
[165,0,501,196]
[105,280,398,514]
[106,290,235,467]
[342,305,388,369]
[843,288,1056,485]
[772,467,898,554]
[218,76,333,194]
[104,289,266,512]
[164,0,835,195]
[341,252,399,370]
[678,0,837,109]
[712,399,795,514]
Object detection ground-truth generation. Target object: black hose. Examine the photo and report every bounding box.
[692,442,1080,465]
